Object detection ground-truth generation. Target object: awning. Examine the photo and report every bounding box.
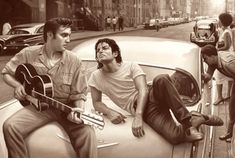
[20,0,37,7]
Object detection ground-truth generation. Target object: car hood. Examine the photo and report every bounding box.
[0,93,197,158]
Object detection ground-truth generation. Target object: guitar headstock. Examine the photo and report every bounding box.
[80,111,105,130]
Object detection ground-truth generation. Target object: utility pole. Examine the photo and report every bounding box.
[225,0,228,12]
[101,0,105,30]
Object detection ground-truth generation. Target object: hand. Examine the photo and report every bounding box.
[107,110,126,124]
[14,85,27,100]
[67,107,84,124]
[201,73,211,83]
[132,114,145,138]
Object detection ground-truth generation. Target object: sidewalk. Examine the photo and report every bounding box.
[212,82,232,158]
[70,25,144,41]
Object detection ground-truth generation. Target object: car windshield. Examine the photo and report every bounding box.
[7,29,29,35]
[83,60,199,106]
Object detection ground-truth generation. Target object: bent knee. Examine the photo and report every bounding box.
[153,74,170,84]
[3,119,16,135]
[82,125,96,139]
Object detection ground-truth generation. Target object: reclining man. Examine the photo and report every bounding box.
[88,38,223,144]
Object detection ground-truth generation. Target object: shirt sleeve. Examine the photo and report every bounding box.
[1,48,28,75]
[69,58,88,101]
[88,71,99,89]
[131,62,146,79]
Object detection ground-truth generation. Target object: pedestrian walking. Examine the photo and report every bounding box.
[155,19,160,32]
[106,16,111,31]
[118,16,124,31]
[213,13,233,105]
[112,16,117,31]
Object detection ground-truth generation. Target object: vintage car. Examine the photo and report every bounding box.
[144,19,162,30]
[0,36,217,158]
[190,19,219,47]
[0,23,44,55]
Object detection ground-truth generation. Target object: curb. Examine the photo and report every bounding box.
[71,27,144,41]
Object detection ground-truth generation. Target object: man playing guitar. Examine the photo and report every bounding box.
[2,18,98,158]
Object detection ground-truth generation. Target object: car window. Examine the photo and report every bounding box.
[7,29,29,35]
[82,60,199,106]
[36,26,44,34]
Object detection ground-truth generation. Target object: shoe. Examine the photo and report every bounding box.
[213,98,224,105]
[191,111,224,127]
[224,96,231,101]
[185,127,204,142]
[219,133,232,140]
[190,112,205,128]
[203,115,224,126]
[226,138,232,143]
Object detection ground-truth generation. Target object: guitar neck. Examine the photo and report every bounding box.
[32,90,72,113]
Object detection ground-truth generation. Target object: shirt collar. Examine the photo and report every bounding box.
[38,45,66,65]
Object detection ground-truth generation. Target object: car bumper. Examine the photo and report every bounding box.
[3,44,29,53]
[191,39,216,47]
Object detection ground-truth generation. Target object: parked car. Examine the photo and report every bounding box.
[0,23,44,55]
[0,36,217,158]
[190,18,219,47]
[159,19,169,27]
[144,19,162,29]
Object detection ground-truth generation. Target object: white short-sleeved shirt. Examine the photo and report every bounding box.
[88,62,146,115]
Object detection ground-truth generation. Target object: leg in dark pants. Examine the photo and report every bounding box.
[144,74,192,144]
[219,81,235,141]
[228,82,235,134]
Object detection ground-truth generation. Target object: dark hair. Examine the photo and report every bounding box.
[201,44,218,56]
[43,17,72,42]
[95,38,122,69]
[219,13,233,27]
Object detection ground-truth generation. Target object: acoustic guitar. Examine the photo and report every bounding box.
[15,63,104,129]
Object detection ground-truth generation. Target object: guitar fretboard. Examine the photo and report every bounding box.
[32,90,72,113]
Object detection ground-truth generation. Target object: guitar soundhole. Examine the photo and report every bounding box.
[75,111,81,118]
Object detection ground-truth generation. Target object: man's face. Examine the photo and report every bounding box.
[49,26,71,52]
[96,42,117,63]
[203,54,214,65]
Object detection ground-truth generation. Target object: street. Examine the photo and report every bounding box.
[0,22,195,104]
[0,21,232,158]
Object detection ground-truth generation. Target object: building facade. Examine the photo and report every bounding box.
[3,0,229,31]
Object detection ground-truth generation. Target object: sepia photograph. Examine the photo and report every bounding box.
[0,0,234,158]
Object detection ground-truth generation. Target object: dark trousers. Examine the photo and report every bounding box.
[118,23,123,31]
[3,105,97,158]
[228,81,235,134]
[144,74,191,144]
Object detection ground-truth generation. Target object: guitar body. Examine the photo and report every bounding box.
[15,63,53,111]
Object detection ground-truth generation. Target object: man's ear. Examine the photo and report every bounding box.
[113,51,118,57]
[47,32,53,40]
